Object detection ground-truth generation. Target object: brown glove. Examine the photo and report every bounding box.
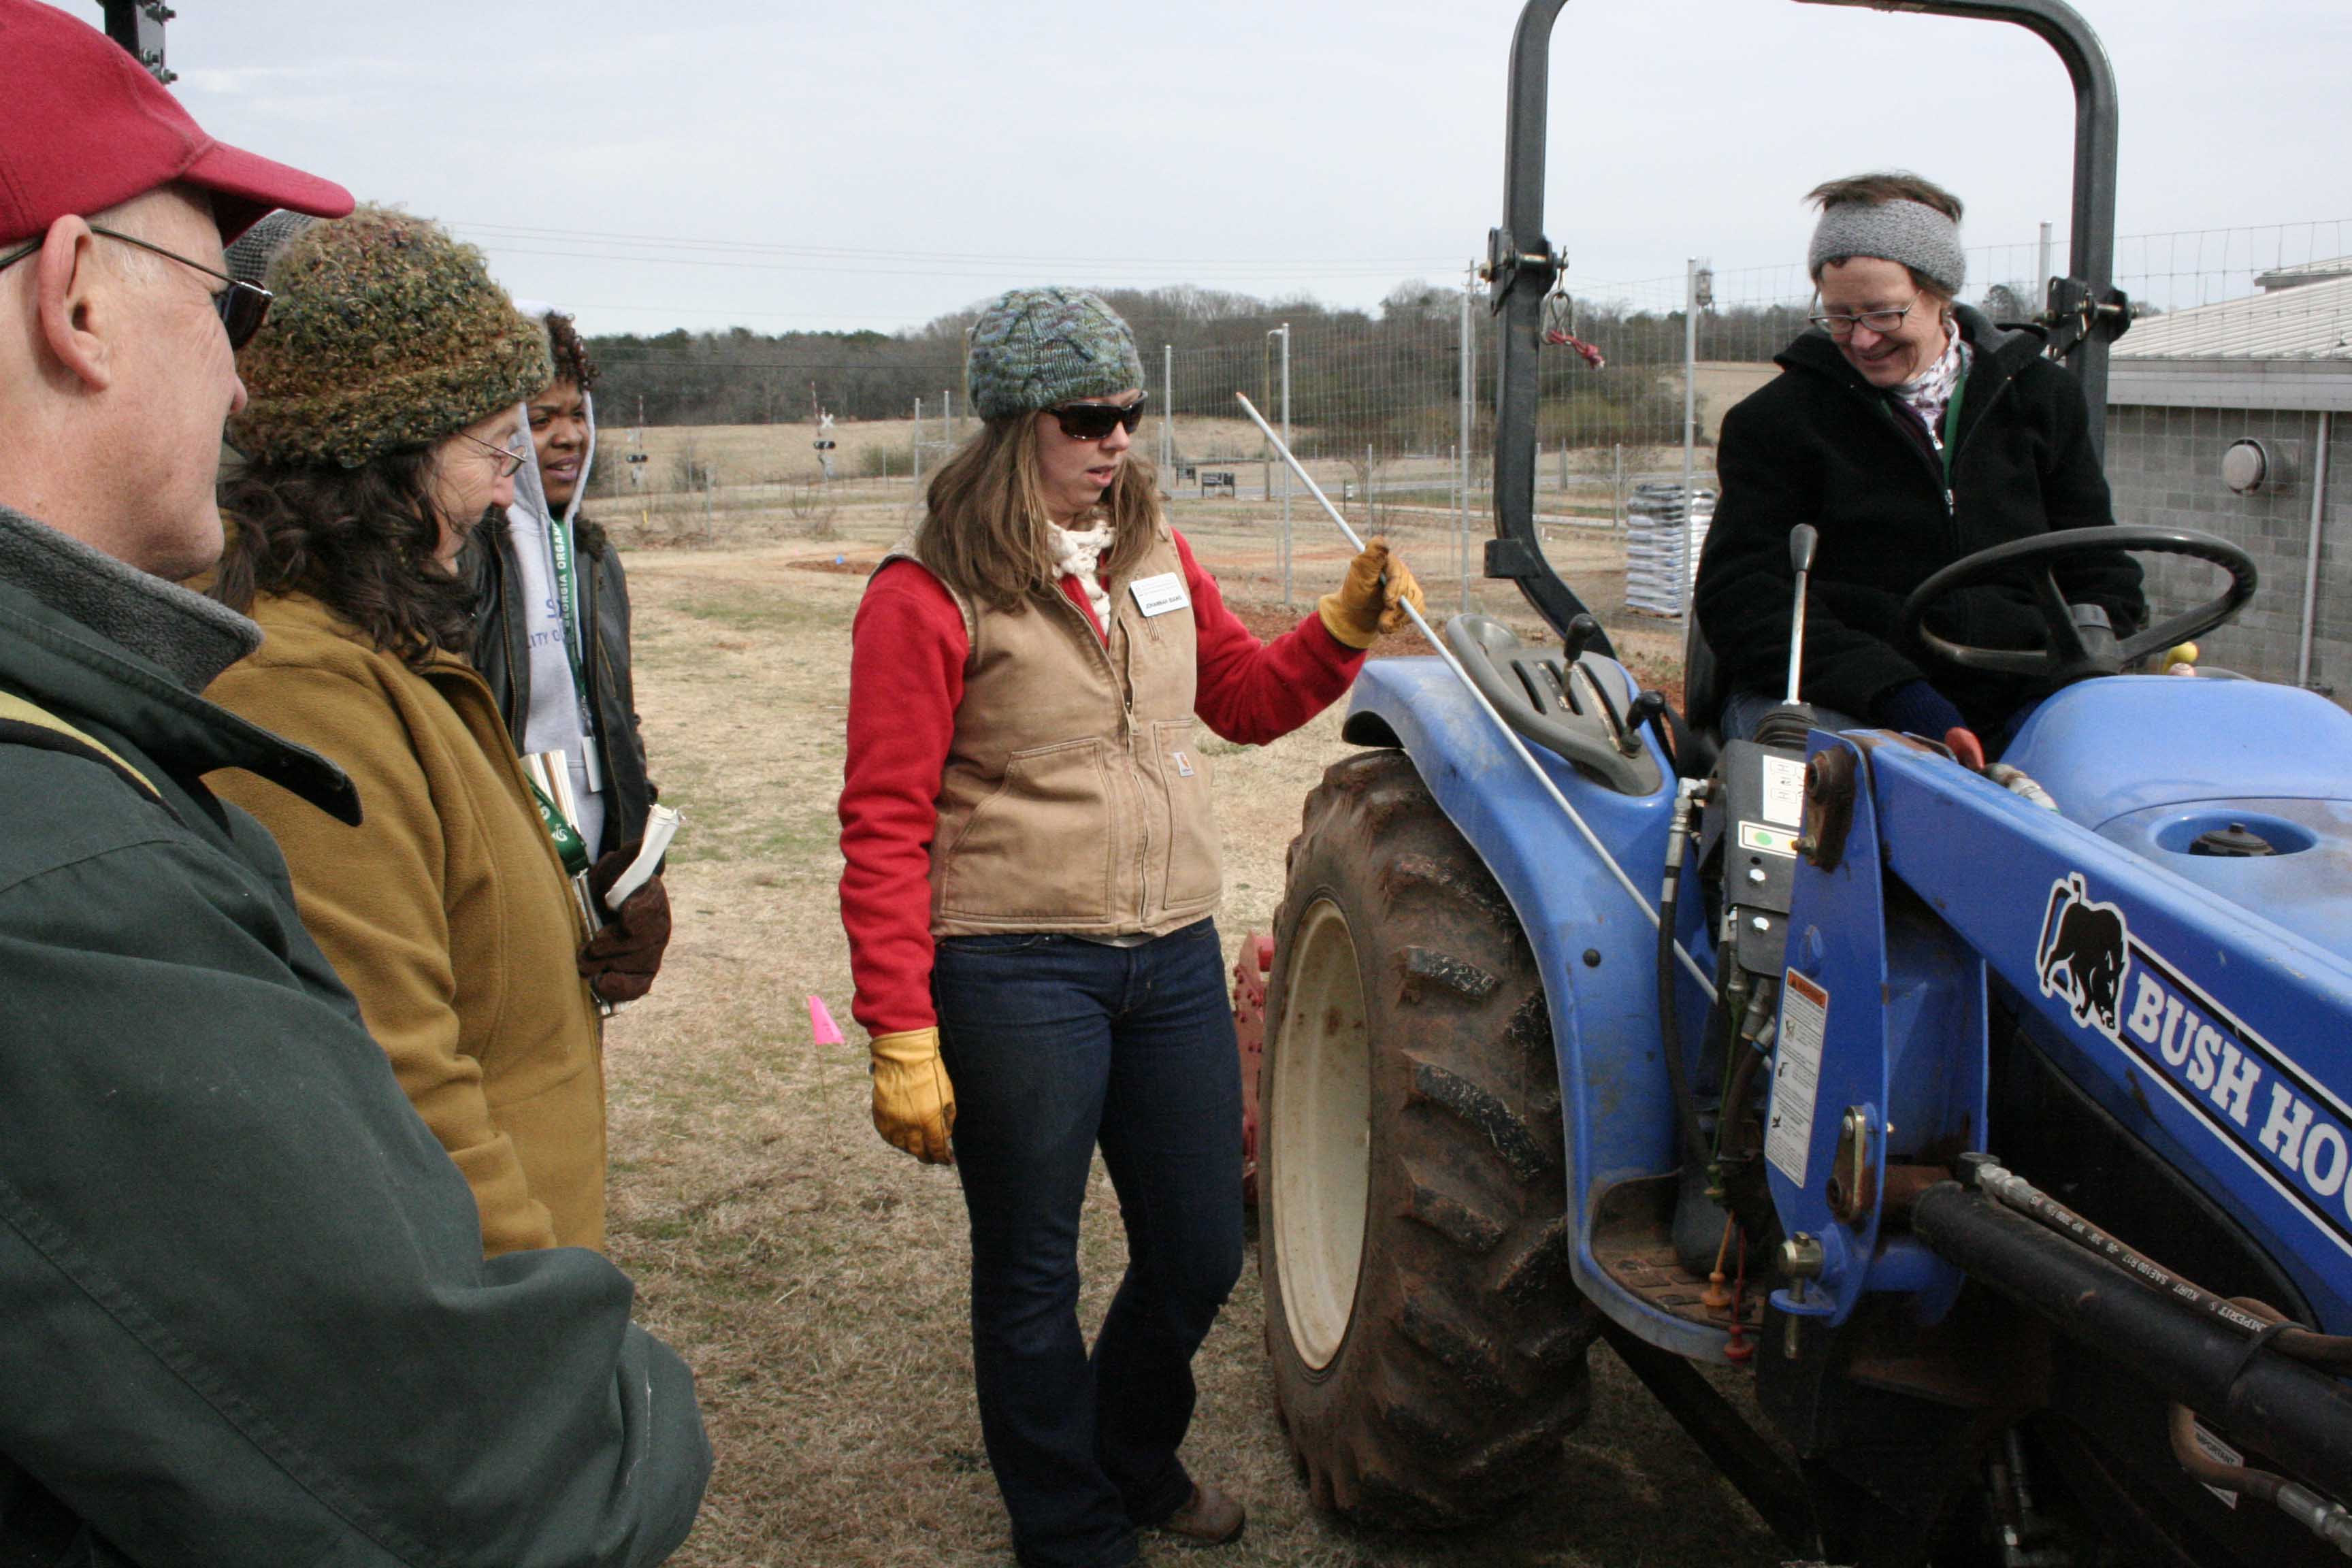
[870,1026,956,1164]
[1318,536,1426,650]
[579,847,672,1004]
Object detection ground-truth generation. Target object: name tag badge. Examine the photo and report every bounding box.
[1130,572,1190,618]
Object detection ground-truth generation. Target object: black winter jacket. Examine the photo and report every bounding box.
[471,514,655,858]
[1694,306,2144,733]
[0,507,708,1565]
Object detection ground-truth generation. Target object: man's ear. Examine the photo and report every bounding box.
[33,217,114,393]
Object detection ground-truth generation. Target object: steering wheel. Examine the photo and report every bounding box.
[1899,525,2257,683]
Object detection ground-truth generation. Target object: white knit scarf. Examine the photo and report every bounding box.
[1049,516,1116,630]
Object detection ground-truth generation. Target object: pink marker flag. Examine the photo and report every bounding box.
[807,993,846,1047]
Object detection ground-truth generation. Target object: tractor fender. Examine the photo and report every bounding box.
[1342,656,1729,1358]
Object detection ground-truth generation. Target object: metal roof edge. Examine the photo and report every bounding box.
[2109,357,2352,412]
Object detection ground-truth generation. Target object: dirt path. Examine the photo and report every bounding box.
[602,527,1779,1567]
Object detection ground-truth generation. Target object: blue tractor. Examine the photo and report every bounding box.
[1250,3,2352,1563]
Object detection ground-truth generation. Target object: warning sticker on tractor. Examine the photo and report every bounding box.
[1761,755,1807,826]
[1767,969,1829,1187]
[1738,821,1799,859]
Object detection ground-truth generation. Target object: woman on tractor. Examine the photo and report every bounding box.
[1694,171,2144,753]
[836,285,1423,1568]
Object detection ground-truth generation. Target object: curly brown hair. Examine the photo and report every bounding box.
[212,455,479,672]
[544,311,600,392]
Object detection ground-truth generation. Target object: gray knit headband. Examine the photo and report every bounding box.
[1808,198,1965,296]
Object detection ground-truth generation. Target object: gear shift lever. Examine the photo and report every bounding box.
[1784,525,1818,705]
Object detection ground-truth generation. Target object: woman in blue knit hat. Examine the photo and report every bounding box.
[838,285,1422,1567]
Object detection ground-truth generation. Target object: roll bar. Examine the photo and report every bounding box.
[1486,0,2124,644]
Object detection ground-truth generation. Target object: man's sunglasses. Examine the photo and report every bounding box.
[0,225,274,350]
[1049,394,1148,442]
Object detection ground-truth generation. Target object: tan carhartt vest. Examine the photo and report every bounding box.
[880,521,1222,937]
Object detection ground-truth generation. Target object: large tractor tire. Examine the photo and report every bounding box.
[1259,747,1599,1526]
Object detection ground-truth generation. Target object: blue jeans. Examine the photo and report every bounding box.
[1720,687,1865,740]
[1720,687,2042,757]
[932,919,1245,1568]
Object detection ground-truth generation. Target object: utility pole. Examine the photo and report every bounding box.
[1681,257,1700,618]
[1460,264,1476,613]
[1161,344,1174,478]
[1277,325,1292,606]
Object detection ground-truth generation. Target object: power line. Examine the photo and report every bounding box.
[451,218,1459,275]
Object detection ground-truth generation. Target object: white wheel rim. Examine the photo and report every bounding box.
[1271,896,1372,1371]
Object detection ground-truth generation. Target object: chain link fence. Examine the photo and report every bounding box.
[590,218,2351,681]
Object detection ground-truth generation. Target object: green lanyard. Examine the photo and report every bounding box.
[544,517,593,718]
[527,775,591,877]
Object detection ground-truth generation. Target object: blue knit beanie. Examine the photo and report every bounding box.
[966,286,1145,421]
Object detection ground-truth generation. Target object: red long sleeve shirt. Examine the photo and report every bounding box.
[838,530,1365,1036]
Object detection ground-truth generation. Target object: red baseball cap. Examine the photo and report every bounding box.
[0,0,353,248]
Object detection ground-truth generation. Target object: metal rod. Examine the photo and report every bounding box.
[1235,391,1716,998]
[2300,410,2333,688]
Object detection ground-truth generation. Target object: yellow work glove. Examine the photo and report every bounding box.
[870,1027,956,1164]
[1317,537,1427,651]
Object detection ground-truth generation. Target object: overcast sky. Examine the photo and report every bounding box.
[108,0,2352,335]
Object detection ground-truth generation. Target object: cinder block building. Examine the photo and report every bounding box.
[2106,260,2352,702]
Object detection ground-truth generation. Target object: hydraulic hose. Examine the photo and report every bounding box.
[1910,1179,2352,1505]
[1655,778,1712,1173]
[1967,1158,2352,1371]
[2170,1403,2352,1556]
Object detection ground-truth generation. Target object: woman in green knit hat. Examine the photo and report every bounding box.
[201,206,664,1257]
[838,285,1424,1567]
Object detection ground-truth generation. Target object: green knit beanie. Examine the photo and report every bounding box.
[966,286,1144,421]
[228,205,552,469]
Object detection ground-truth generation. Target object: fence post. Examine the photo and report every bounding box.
[1681,257,1699,618]
[912,397,922,492]
[1280,324,1293,609]
[1459,270,1473,613]
[1161,344,1173,478]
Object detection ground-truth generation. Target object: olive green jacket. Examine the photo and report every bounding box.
[0,504,706,1565]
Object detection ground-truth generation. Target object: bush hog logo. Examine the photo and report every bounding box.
[2037,875,2128,1034]
[2038,872,2352,1259]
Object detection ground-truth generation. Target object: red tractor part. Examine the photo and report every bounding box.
[1232,930,1273,1206]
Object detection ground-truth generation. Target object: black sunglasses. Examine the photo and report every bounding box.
[1049,394,1147,442]
[0,225,274,349]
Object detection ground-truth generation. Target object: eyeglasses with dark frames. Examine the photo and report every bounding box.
[1808,299,1919,340]
[1049,394,1148,442]
[453,428,535,479]
[0,225,274,349]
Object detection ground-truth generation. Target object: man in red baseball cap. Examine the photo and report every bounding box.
[0,7,712,1563]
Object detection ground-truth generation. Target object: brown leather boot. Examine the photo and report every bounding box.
[1149,1482,1245,1548]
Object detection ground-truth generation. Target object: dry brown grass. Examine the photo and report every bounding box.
[602,505,1778,1567]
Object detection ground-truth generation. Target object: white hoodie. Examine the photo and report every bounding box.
[502,335,606,856]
